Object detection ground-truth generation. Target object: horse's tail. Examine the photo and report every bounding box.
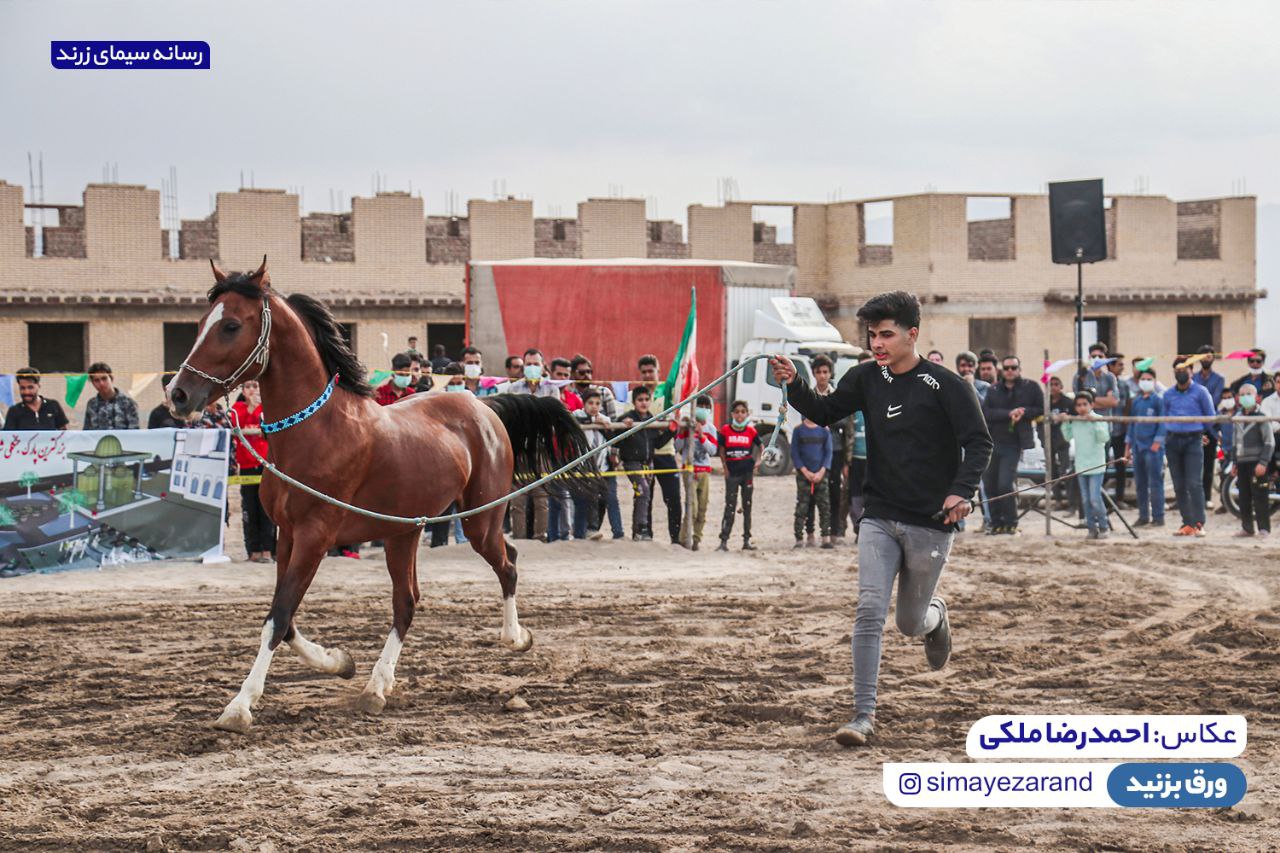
[482,394,604,497]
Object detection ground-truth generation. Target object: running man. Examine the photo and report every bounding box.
[770,291,993,746]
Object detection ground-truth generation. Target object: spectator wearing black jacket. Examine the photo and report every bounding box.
[981,355,1044,534]
[617,385,658,540]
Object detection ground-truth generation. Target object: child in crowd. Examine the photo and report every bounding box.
[618,386,657,540]
[718,400,761,551]
[675,394,718,550]
[791,416,834,549]
[1126,367,1167,527]
[1060,389,1112,540]
[573,388,625,540]
[1232,383,1275,538]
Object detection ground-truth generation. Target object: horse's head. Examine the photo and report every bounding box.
[166,257,272,420]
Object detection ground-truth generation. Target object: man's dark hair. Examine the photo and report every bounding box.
[550,357,572,372]
[1074,389,1095,404]
[504,355,523,369]
[855,291,920,330]
[695,394,713,407]
[1252,347,1267,359]
[570,354,592,372]
[955,350,978,368]
[730,399,749,410]
[927,349,944,360]
[581,387,602,402]
[408,336,418,343]
[88,361,113,376]
[523,347,543,360]
[1089,341,1108,355]
[461,346,481,358]
[432,344,446,357]
[631,385,652,400]
[978,353,998,366]
[810,354,834,372]
[443,361,463,375]
[978,348,995,360]
[407,353,422,367]
[1197,344,1215,355]
[1110,352,1125,361]
[1002,355,1021,367]
[15,367,40,383]
[638,354,659,370]
[391,352,413,371]
[1138,367,1157,379]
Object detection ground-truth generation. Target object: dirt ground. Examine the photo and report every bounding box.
[1,474,1277,851]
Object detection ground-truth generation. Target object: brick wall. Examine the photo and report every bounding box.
[688,203,752,261]
[579,199,646,259]
[967,217,1015,261]
[301,212,354,262]
[646,220,688,258]
[1177,200,1220,260]
[467,199,533,260]
[425,216,470,264]
[178,214,218,260]
[534,218,580,258]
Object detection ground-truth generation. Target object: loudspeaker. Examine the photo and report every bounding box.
[1048,179,1106,264]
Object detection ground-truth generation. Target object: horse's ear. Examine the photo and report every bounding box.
[210,259,228,282]
[248,255,270,288]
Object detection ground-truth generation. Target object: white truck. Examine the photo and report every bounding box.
[732,297,864,475]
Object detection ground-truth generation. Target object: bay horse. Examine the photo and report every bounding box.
[167,258,596,733]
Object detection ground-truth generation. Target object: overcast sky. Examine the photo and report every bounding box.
[4,0,1279,224]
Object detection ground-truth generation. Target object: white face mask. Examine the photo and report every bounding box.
[1239,395,1257,410]
[1249,366,1263,375]
[1138,379,1155,393]
[463,363,482,379]
[1220,398,1236,411]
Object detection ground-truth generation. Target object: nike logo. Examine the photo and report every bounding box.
[887,404,903,419]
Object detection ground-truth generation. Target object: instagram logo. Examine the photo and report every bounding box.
[898,773,922,795]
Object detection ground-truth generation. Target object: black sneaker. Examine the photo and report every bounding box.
[793,539,804,549]
[716,540,729,552]
[1134,518,1150,527]
[835,713,875,747]
[924,596,951,670]
[741,540,757,551]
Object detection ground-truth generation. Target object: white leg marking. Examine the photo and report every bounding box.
[214,619,276,732]
[501,596,521,645]
[501,595,532,651]
[362,628,403,701]
[288,627,353,677]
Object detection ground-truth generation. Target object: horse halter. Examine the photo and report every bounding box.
[180,295,273,393]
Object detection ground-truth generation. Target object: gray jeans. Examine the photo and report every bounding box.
[853,517,952,715]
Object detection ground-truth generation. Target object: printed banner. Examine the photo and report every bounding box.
[0,429,227,578]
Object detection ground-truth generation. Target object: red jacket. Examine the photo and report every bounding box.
[375,381,416,407]
[231,400,270,470]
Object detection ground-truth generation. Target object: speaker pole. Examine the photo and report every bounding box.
[1074,248,1084,369]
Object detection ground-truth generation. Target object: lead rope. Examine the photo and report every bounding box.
[224,354,790,528]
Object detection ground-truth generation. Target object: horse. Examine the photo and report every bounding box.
[166,257,597,733]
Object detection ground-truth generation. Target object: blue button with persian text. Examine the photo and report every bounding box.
[1107,763,1246,807]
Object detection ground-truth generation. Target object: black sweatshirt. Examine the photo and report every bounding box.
[787,358,993,531]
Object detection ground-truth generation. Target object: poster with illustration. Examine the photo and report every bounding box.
[0,428,228,578]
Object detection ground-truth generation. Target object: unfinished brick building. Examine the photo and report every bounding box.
[0,181,1259,425]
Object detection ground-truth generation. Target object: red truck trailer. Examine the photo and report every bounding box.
[467,258,795,393]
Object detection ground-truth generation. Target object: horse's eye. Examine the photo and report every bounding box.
[224,321,241,333]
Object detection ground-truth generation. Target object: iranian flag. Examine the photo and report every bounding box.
[660,287,699,413]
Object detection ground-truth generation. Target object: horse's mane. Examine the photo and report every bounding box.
[206,273,374,398]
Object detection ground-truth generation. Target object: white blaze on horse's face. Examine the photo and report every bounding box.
[166,301,224,399]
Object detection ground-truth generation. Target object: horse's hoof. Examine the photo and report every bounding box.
[356,692,386,716]
[509,626,534,653]
[334,649,356,680]
[213,706,252,734]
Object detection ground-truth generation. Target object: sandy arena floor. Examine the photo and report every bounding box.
[1,475,1277,851]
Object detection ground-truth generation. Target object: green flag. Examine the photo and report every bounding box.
[1134,357,1154,373]
[371,370,392,385]
[64,373,88,408]
[659,287,698,412]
